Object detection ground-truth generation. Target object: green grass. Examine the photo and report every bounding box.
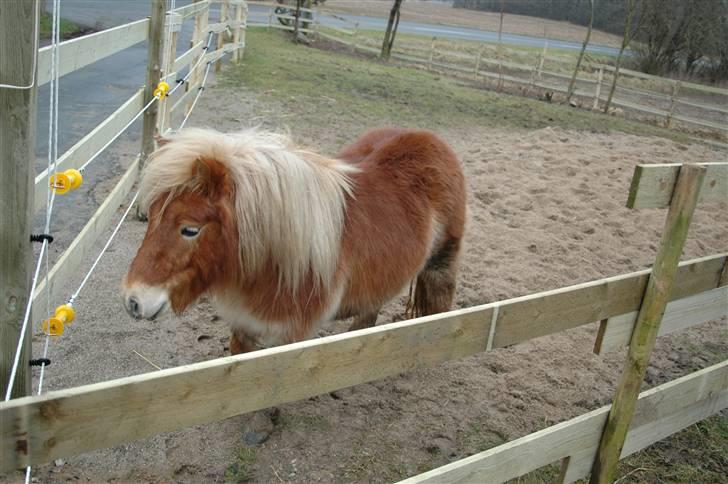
[39,12,83,40]
[224,447,257,483]
[223,28,688,143]
[613,414,728,483]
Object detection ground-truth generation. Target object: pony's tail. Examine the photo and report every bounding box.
[406,237,461,319]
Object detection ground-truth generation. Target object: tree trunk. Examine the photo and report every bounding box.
[381,0,404,60]
[293,0,302,41]
[604,0,640,113]
[497,0,504,91]
[567,0,594,103]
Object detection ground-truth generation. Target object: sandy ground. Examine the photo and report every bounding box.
[3,76,727,483]
[324,0,624,48]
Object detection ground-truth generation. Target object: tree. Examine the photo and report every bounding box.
[567,0,595,104]
[603,0,642,113]
[381,0,404,60]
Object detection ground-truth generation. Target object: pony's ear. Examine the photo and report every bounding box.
[154,134,172,147]
[193,157,212,186]
[192,157,231,199]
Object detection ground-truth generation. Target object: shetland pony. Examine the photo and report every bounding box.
[123,127,466,354]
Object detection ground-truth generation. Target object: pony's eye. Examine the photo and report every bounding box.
[180,226,200,238]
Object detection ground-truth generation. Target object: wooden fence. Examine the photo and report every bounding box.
[264,6,728,139]
[29,0,246,309]
[2,1,727,482]
[2,155,727,479]
[0,0,245,407]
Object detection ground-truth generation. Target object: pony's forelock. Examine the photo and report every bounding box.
[139,127,356,291]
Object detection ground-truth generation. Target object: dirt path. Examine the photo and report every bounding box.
[3,71,727,483]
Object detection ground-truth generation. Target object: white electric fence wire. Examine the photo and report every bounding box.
[67,191,140,307]
[0,0,40,90]
[179,57,214,129]
[78,31,214,174]
[66,32,218,307]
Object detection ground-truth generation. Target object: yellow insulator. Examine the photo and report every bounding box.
[153,81,171,99]
[49,168,83,194]
[42,304,76,337]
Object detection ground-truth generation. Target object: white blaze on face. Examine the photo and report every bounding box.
[123,283,170,320]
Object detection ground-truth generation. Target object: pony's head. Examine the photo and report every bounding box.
[122,128,354,320]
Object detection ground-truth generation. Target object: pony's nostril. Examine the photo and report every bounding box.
[127,296,141,319]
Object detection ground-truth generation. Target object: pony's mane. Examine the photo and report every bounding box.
[140,127,356,291]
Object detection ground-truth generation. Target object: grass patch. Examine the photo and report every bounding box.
[39,12,83,40]
[613,414,728,483]
[224,447,257,483]
[223,29,687,142]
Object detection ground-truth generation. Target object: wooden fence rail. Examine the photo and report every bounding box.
[400,360,728,484]
[37,19,150,86]
[304,21,728,137]
[1,252,725,472]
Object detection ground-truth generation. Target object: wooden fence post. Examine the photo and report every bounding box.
[352,21,359,53]
[665,80,682,128]
[138,0,165,219]
[216,0,229,73]
[188,0,209,114]
[428,36,436,70]
[159,11,181,135]
[0,0,38,400]
[474,49,482,79]
[536,40,548,81]
[589,164,707,483]
[592,66,603,110]
[233,1,245,63]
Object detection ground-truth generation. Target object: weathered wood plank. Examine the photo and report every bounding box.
[0,254,726,470]
[171,83,200,115]
[592,164,706,483]
[248,0,314,12]
[1,0,38,399]
[491,254,725,349]
[399,360,728,484]
[594,286,728,354]
[32,157,140,308]
[171,0,209,19]
[173,41,204,73]
[34,89,144,213]
[37,19,149,85]
[139,0,165,196]
[203,42,245,64]
[627,163,728,209]
[0,306,492,471]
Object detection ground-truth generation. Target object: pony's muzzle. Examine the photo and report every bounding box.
[123,285,169,321]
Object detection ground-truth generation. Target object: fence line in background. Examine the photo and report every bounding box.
[259,5,728,138]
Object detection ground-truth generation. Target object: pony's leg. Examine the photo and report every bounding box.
[412,236,461,317]
[348,307,381,331]
[229,330,256,355]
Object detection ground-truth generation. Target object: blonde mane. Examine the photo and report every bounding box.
[139,127,356,291]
